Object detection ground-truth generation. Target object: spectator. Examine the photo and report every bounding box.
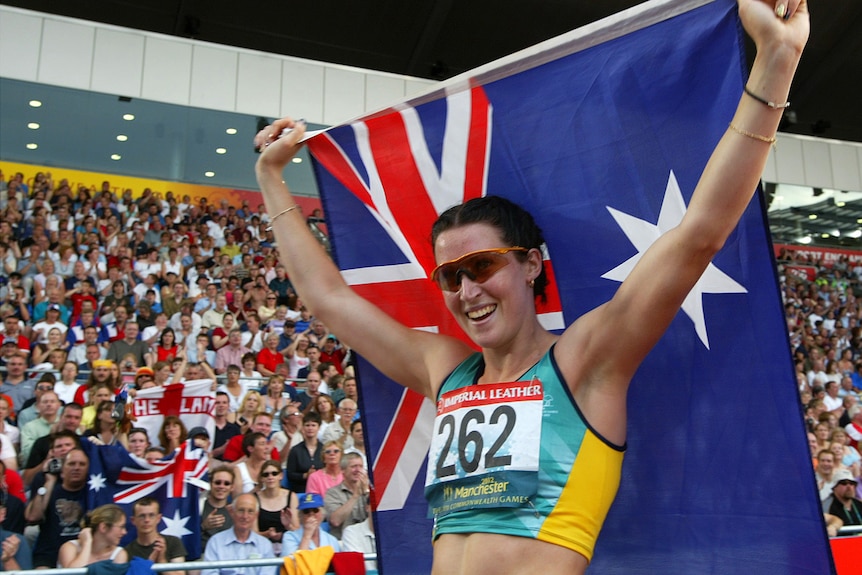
[323,452,369,540]
[20,390,62,464]
[0,353,36,414]
[212,391,242,460]
[306,441,343,497]
[286,412,323,493]
[824,469,862,527]
[281,493,339,556]
[202,494,277,575]
[273,407,303,457]
[26,448,91,567]
[340,496,376,573]
[215,329,251,375]
[255,459,299,552]
[107,320,152,366]
[125,497,187,573]
[222,412,278,463]
[0,490,32,570]
[202,466,235,550]
[322,399,358,449]
[58,503,129,567]
[296,370,325,412]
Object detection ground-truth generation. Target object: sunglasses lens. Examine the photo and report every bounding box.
[435,252,510,292]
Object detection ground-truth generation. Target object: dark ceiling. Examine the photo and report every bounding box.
[5,0,862,144]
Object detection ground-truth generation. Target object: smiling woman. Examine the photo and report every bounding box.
[253,1,809,573]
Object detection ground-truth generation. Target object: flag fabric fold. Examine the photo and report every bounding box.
[307,0,832,573]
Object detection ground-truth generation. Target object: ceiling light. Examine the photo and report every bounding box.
[836,201,846,207]
[204,171,215,177]
[216,148,226,154]
[29,100,42,107]
[831,230,840,237]
[808,214,818,220]
[291,157,303,164]
[123,114,135,121]
[111,154,122,160]
[849,230,862,239]
[226,128,237,135]
[117,135,128,142]
[821,233,830,238]
[26,143,38,150]
[28,122,40,129]
[798,236,812,245]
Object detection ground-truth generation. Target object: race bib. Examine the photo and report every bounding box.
[425,379,543,518]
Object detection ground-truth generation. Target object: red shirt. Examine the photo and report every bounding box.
[256,347,282,374]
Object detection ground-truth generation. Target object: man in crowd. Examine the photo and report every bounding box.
[26,448,90,568]
[0,353,36,416]
[321,398,358,449]
[324,452,369,540]
[824,469,862,527]
[222,412,278,462]
[23,407,84,487]
[215,329,251,375]
[211,391,242,460]
[296,370,325,412]
[201,467,235,550]
[108,320,152,366]
[125,497,188,573]
[201,494,276,575]
[20,390,62,464]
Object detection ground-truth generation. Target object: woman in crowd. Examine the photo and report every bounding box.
[232,390,263,432]
[253,1,808,571]
[158,415,188,453]
[57,504,128,567]
[257,332,283,377]
[305,441,343,497]
[154,327,180,363]
[55,362,82,405]
[233,432,270,496]
[83,400,121,446]
[80,383,115,430]
[239,352,263,390]
[211,312,236,350]
[307,395,337,440]
[262,375,288,424]
[285,335,311,378]
[814,421,833,452]
[127,427,151,459]
[31,326,68,366]
[256,459,299,553]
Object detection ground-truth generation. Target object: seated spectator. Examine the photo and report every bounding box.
[323,452,369,540]
[308,394,337,441]
[155,327,181,363]
[281,493,339,556]
[83,400,122,446]
[15,375,56,429]
[341,496,377,573]
[0,396,18,452]
[202,466,235,550]
[0,353,36,416]
[219,364,250,414]
[215,329,251,375]
[344,420,367,470]
[824,469,862,527]
[321,399,358,449]
[158,415,188,453]
[238,352,263,390]
[0,490,32,570]
[257,332,283,377]
[222,412,278,463]
[286,412,323,493]
[255,459,299,553]
[20,390,62,464]
[262,375,297,428]
[306,442,343,497]
[202,494,276,575]
[273,407,303,457]
[127,427,151,459]
[107,320,152,367]
[296,370,325,412]
[57,503,129,567]
[125,497,187,573]
[55,361,82,404]
[26,448,91,568]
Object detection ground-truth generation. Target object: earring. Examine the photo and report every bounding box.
[528,279,535,288]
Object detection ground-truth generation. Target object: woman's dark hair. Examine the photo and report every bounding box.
[159,327,175,348]
[91,400,116,433]
[430,196,548,302]
[158,415,188,450]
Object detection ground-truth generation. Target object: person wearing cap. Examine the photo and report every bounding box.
[202,493,277,575]
[1,316,29,357]
[189,426,211,451]
[135,366,156,388]
[281,493,340,556]
[31,302,69,345]
[0,489,32,570]
[824,469,862,527]
[319,335,347,375]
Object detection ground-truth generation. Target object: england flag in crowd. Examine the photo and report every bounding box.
[132,379,216,447]
[306,0,832,573]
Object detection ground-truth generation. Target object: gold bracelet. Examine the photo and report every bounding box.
[266,205,300,231]
[728,123,776,147]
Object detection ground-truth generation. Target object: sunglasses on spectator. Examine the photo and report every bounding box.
[260,470,281,478]
[324,449,341,454]
[213,480,233,486]
[430,247,528,292]
[301,508,321,515]
[837,480,858,486]
[36,385,54,391]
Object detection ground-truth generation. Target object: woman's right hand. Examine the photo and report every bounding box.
[254,118,307,175]
[78,527,93,547]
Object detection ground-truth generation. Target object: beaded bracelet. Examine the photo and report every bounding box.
[728,123,776,147]
[265,205,300,231]
[744,86,790,110]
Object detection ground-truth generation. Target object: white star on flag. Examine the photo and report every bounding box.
[88,472,107,492]
[601,170,747,350]
[161,510,193,538]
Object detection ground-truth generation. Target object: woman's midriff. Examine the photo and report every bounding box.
[431,532,588,575]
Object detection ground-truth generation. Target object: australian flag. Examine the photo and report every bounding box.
[306,0,832,573]
[84,439,208,560]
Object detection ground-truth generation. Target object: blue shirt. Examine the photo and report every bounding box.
[0,529,33,570]
[281,527,340,557]
[201,529,277,575]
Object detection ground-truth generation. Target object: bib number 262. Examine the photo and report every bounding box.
[435,405,516,477]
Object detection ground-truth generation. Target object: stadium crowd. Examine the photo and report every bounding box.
[0,169,373,571]
[1,168,861,569]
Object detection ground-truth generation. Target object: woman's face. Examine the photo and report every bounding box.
[128,432,149,456]
[434,223,538,351]
[815,424,830,440]
[103,519,127,547]
[269,379,284,395]
[317,397,332,414]
[165,422,181,439]
[0,400,9,420]
[830,442,844,460]
[223,314,235,330]
[246,395,259,411]
[48,328,62,344]
[260,465,282,486]
[163,331,174,346]
[298,337,309,351]
[92,388,113,405]
[62,363,77,380]
[323,445,342,465]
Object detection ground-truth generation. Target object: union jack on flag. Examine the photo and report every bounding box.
[306,0,831,574]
